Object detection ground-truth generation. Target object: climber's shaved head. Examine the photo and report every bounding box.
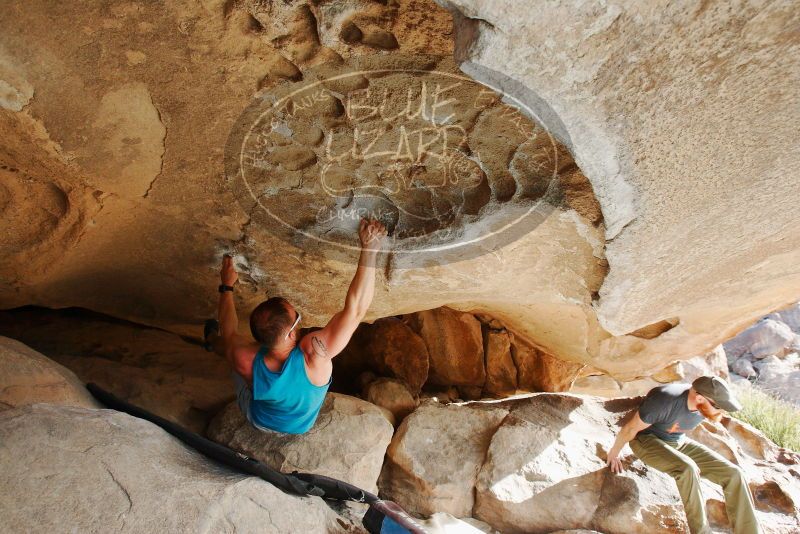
[249,297,296,350]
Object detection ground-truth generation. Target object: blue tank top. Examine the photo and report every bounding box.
[249,344,331,434]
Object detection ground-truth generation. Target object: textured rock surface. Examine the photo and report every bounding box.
[723,304,800,405]
[364,377,417,424]
[379,400,508,518]
[334,317,430,394]
[752,354,800,406]
[0,404,356,533]
[336,308,582,396]
[481,326,517,397]
[473,396,686,534]
[363,319,430,393]
[437,0,800,377]
[0,308,234,432]
[1,0,799,414]
[0,335,98,411]
[511,332,584,392]
[732,357,758,380]
[724,319,800,361]
[380,394,800,533]
[0,0,602,381]
[406,307,486,387]
[768,303,800,333]
[208,393,393,493]
[687,418,800,533]
[571,346,728,398]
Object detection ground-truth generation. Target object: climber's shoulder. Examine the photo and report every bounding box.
[228,338,261,377]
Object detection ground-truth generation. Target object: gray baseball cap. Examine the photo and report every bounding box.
[692,376,742,412]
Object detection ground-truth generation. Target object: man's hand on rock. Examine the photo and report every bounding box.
[358,218,388,252]
[606,448,625,474]
[220,254,238,286]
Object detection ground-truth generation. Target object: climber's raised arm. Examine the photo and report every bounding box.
[606,410,651,473]
[217,255,251,366]
[300,218,387,361]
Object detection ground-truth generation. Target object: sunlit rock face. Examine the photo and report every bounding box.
[571,346,729,398]
[0,404,357,533]
[0,1,606,369]
[436,0,800,375]
[2,330,797,532]
[0,0,798,381]
[0,336,99,412]
[208,393,394,493]
[380,394,800,533]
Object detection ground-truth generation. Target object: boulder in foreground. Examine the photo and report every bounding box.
[0,309,235,433]
[208,392,394,493]
[379,393,800,533]
[0,404,354,533]
[0,336,98,411]
[379,400,508,518]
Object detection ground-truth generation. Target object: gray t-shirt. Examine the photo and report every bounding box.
[637,384,704,442]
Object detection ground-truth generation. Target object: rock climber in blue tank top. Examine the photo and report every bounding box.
[205,218,388,434]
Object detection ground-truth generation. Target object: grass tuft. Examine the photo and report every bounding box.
[733,386,800,452]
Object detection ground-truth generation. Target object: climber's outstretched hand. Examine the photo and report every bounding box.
[220,254,238,286]
[358,218,388,252]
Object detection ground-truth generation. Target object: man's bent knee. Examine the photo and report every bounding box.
[672,460,701,481]
[727,465,748,485]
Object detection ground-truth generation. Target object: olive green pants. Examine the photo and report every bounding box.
[630,433,760,534]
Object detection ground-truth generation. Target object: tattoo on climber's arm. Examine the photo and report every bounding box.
[311,336,329,358]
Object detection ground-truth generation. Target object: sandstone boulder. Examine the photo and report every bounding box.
[439,0,800,381]
[0,403,354,533]
[766,302,800,333]
[208,393,393,493]
[405,308,485,387]
[752,353,800,406]
[482,327,517,397]
[0,308,235,433]
[724,319,800,361]
[0,336,98,411]
[364,377,417,424]
[366,318,430,393]
[572,347,729,398]
[379,400,508,518]
[688,418,800,531]
[511,333,583,392]
[336,318,430,394]
[472,396,685,534]
[732,357,758,380]
[379,393,800,533]
[720,308,800,406]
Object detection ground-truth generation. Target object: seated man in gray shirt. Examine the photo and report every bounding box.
[606,376,760,534]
